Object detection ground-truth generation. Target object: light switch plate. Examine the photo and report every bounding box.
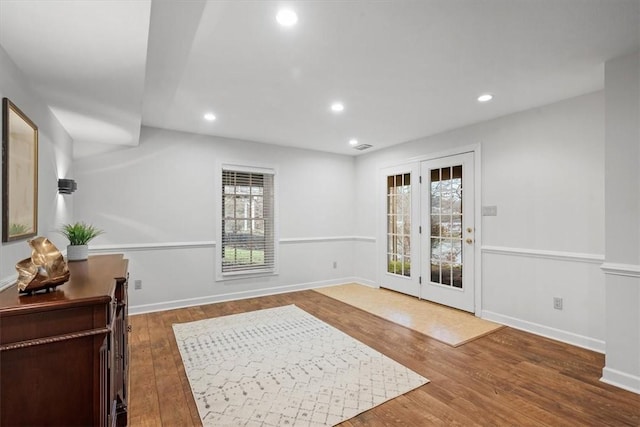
[482,205,498,216]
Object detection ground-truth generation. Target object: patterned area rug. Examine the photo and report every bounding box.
[172,305,429,426]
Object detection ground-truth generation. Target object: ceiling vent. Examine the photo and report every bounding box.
[353,144,372,151]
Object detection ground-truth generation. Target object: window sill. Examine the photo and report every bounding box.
[216,269,278,282]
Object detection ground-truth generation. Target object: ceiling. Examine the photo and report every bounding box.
[1,1,639,158]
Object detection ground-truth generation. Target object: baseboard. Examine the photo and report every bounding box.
[297,277,378,290]
[350,277,378,288]
[129,278,362,315]
[601,367,640,395]
[482,310,605,353]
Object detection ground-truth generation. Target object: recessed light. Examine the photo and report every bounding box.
[331,102,344,113]
[477,93,493,103]
[276,9,298,27]
[349,138,358,146]
[204,112,216,121]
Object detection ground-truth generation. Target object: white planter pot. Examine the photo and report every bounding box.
[67,244,89,261]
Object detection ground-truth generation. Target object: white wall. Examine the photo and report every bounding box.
[602,50,640,394]
[5,38,607,355]
[0,44,74,285]
[73,126,357,312]
[354,91,606,351]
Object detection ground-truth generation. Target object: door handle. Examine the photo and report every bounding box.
[466,238,473,244]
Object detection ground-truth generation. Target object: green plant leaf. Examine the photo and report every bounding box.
[59,222,104,245]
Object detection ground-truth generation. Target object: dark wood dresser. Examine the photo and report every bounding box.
[0,254,129,426]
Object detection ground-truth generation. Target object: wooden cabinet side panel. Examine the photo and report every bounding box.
[0,337,99,426]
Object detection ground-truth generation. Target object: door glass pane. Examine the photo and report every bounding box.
[430,169,440,213]
[441,170,452,215]
[452,166,462,214]
[388,254,398,274]
[387,173,411,277]
[452,263,462,288]
[451,215,462,238]
[429,165,463,288]
[452,239,462,264]
[442,167,451,181]
[430,262,440,283]
[441,215,453,237]
[430,214,441,236]
[442,262,452,286]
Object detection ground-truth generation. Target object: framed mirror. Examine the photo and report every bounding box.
[2,98,38,242]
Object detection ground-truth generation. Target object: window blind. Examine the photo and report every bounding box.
[221,169,275,275]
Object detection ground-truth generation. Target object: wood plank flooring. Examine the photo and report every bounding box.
[128,290,640,426]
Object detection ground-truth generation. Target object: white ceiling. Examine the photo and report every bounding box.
[0,0,151,157]
[1,0,639,158]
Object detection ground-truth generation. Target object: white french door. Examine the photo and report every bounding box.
[379,153,476,312]
[379,163,420,297]
[420,152,475,312]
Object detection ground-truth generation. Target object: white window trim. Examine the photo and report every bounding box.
[215,162,279,281]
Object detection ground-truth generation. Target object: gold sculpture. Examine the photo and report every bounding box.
[16,237,70,294]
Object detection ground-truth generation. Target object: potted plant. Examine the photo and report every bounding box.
[59,222,104,261]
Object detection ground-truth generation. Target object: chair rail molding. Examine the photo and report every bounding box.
[600,262,640,278]
[280,236,376,244]
[89,241,216,253]
[482,245,604,264]
[89,236,377,253]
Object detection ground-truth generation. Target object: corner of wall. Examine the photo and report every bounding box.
[0,44,74,280]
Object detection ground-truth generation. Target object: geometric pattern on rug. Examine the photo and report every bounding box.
[172,305,429,426]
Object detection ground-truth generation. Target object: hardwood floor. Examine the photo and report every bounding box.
[128,290,640,426]
[315,284,504,346]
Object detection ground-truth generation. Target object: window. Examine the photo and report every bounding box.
[387,173,411,277]
[220,166,276,277]
[429,165,463,288]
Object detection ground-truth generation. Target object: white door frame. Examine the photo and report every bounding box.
[377,144,483,315]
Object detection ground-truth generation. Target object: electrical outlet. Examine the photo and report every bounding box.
[134,280,142,290]
[553,297,563,310]
[332,261,337,269]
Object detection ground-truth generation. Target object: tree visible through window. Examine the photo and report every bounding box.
[221,169,275,274]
